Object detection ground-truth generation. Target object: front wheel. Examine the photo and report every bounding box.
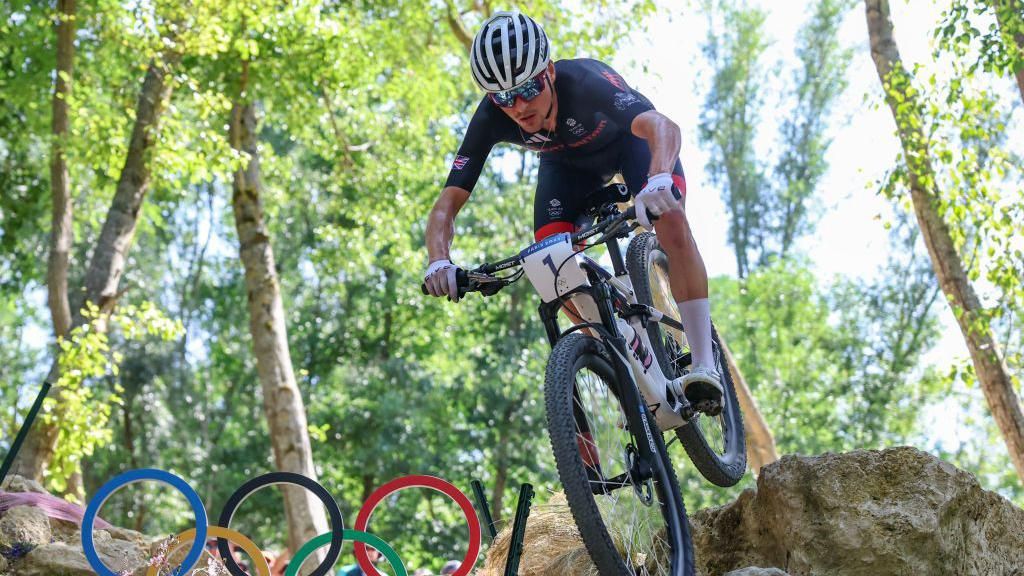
[626,231,747,487]
[545,333,694,576]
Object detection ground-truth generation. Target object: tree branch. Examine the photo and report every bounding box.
[446,0,473,50]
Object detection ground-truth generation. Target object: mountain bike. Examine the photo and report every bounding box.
[424,184,746,575]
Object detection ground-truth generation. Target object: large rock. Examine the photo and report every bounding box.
[0,506,51,554]
[16,529,149,576]
[0,475,47,495]
[0,554,8,574]
[724,569,790,576]
[0,495,154,575]
[692,447,1024,576]
[16,542,97,576]
[475,492,598,576]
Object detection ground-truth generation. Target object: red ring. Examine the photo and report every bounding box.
[353,475,481,576]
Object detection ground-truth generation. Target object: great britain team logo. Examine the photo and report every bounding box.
[452,155,470,170]
[565,117,586,136]
[548,198,563,218]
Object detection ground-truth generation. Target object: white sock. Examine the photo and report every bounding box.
[677,298,714,370]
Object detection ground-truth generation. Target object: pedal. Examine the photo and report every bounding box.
[684,381,723,406]
[665,380,695,420]
[694,398,723,417]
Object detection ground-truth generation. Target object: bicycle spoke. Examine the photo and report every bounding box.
[572,367,674,576]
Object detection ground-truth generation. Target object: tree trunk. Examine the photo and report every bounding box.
[361,474,376,506]
[48,0,75,341]
[13,52,181,482]
[865,0,1024,481]
[121,394,145,532]
[82,52,180,327]
[229,86,329,566]
[47,0,80,503]
[719,335,778,474]
[992,0,1024,104]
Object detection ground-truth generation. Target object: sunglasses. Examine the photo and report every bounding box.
[489,72,547,108]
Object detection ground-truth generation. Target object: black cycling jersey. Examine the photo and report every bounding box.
[444,58,686,240]
[445,58,657,191]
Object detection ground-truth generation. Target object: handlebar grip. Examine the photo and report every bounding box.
[638,184,682,224]
[420,268,470,298]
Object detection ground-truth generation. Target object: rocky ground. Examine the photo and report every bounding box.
[0,475,160,576]
[476,447,1024,576]
[1,447,1022,575]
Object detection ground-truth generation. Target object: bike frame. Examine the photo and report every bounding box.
[536,224,690,430]
[533,222,691,574]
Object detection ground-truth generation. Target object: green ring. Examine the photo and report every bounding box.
[286,529,406,576]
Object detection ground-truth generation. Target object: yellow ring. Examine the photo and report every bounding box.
[145,526,271,576]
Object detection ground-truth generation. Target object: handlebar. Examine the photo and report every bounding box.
[421,204,641,299]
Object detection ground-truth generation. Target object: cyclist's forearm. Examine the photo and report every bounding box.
[631,110,681,176]
[426,216,454,262]
[426,186,471,262]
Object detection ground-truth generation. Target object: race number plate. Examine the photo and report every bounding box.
[519,233,591,302]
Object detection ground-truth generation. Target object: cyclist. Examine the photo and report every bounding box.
[423,11,722,406]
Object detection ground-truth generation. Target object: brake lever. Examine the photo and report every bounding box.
[467,271,503,297]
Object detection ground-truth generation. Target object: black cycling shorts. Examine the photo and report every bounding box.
[533,134,686,240]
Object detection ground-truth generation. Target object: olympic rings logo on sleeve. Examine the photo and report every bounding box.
[81,469,482,576]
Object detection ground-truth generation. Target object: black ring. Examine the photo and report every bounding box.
[217,472,344,576]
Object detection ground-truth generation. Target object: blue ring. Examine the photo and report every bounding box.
[82,468,208,576]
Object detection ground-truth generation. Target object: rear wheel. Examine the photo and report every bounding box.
[545,333,694,576]
[626,232,747,487]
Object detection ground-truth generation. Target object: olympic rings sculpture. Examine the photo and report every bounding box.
[82,469,482,576]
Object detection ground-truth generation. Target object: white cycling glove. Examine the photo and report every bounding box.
[424,258,461,302]
[634,173,681,231]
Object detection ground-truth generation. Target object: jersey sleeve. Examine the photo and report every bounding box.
[583,60,655,129]
[443,98,498,193]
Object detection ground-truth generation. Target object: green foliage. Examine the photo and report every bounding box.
[696,0,947,493]
[878,30,1023,387]
[700,0,853,277]
[772,0,855,255]
[43,302,184,498]
[826,218,945,447]
[710,249,941,458]
[0,294,45,456]
[0,0,655,567]
[2,0,1018,570]
[936,0,1024,81]
[0,2,52,288]
[699,0,773,278]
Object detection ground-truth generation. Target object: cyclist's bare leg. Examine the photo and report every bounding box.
[651,208,708,301]
[651,207,722,406]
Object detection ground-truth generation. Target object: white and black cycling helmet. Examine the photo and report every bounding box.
[469,11,550,92]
